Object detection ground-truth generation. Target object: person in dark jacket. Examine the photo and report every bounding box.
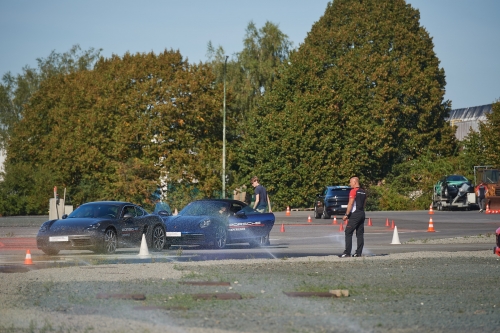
[340,177,367,257]
[476,181,487,213]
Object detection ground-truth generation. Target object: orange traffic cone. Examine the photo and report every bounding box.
[339,223,344,232]
[307,215,312,223]
[332,216,337,225]
[280,223,285,233]
[24,249,33,265]
[385,218,390,227]
[286,206,291,216]
[427,217,435,232]
[367,218,373,226]
[391,220,395,229]
[429,203,434,215]
[486,203,490,214]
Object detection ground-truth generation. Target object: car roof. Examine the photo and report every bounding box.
[80,201,134,205]
[326,186,351,189]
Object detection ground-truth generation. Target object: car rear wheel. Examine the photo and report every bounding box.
[41,247,59,255]
[212,225,227,249]
[150,225,166,252]
[99,228,117,254]
[322,209,331,219]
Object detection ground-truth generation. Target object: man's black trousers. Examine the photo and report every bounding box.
[344,210,365,255]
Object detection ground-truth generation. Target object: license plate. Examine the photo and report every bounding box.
[49,236,68,242]
[166,232,181,237]
[341,205,347,208]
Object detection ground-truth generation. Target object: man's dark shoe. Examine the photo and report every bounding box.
[339,253,351,258]
[352,253,361,257]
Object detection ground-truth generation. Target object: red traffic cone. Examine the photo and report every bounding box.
[307,215,312,223]
[427,217,436,232]
[332,216,337,225]
[429,203,434,215]
[286,206,291,216]
[367,218,373,226]
[339,223,344,232]
[486,203,491,214]
[280,223,285,233]
[391,220,395,229]
[385,218,390,227]
[24,249,33,265]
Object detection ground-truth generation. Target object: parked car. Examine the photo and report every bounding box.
[36,201,166,255]
[432,175,475,211]
[314,186,351,219]
[156,199,275,249]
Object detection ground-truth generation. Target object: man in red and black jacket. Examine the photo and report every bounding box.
[340,177,367,258]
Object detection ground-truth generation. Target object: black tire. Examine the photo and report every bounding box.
[41,247,59,255]
[437,201,443,211]
[322,209,331,219]
[99,228,117,254]
[149,225,166,252]
[314,206,321,219]
[163,243,172,250]
[211,224,227,249]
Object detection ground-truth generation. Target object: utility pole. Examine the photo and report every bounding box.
[222,55,228,199]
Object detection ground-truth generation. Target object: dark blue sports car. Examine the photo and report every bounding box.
[157,199,275,249]
[37,201,166,255]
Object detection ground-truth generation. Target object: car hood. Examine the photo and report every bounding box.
[164,215,222,229]
[38,217,110,234]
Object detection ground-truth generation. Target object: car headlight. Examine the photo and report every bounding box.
[85,222,101,231]
[199,219,211,228]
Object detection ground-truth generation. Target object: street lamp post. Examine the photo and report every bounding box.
[222,55,228,199]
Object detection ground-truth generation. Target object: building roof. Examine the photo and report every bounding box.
[447,104,492,140]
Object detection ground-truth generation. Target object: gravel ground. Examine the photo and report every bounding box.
[1,233,499,333]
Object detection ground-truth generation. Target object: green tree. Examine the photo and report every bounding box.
[1,50,225,214]
[478,100,500,166]
[238,0,457,209]
[0,45,102,150]
[206,22,292,188]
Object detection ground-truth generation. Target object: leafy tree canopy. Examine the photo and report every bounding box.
[238,0,457,209]
[0,45,102,150]
[1,50,226,214]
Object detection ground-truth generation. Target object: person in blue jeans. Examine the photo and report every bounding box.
[340,177,367,257]
[251,176,272,213]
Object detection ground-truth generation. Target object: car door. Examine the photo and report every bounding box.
[228,204,274,241]
[119,205,143,245]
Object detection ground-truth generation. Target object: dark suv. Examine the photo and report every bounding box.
[314,186,351,219]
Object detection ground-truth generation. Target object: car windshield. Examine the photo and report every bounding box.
[180,201,229,216]
[327,188,351,196]
[154,201,172,215]
[68,203,120,218]
[447,175,468,182]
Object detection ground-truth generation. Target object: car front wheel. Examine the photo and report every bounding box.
[99,228,117,254]
[150,225,166,252]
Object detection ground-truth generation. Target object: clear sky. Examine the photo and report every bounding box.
[1,0,498,109]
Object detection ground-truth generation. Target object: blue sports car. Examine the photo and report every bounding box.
[37,201,166,255]
[157,199,275,249]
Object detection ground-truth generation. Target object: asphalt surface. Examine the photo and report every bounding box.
[0,210,499,268]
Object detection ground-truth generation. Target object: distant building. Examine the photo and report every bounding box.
[447,104,492,141]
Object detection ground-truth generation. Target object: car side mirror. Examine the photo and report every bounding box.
[123,213,133,219]
[235,211,246,218]
[62,214,68,219]
[157,210,171,216]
